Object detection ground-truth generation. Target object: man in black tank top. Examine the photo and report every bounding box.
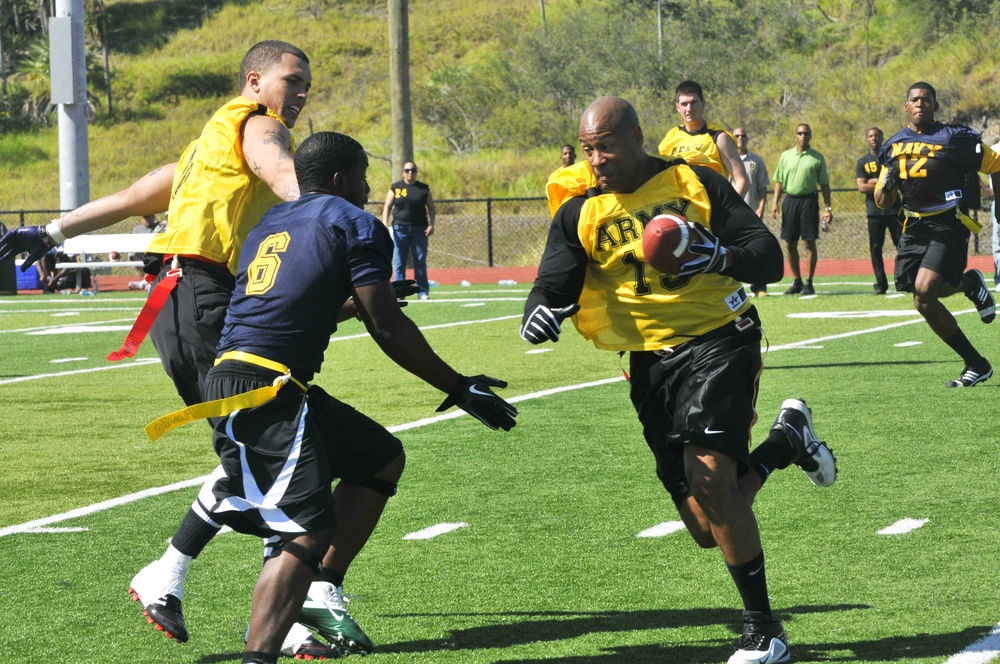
[381,161,436,298]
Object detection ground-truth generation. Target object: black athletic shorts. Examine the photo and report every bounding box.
[629,308,763,503]
[780,193,820,241]
[202,361,404,538]
[148,258,236,407]
[894,211,970,292]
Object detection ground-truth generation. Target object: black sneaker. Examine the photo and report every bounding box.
[785,280,803,295]
[873,284,888,295]
[727,613,790,664]
[800,282,815,295]
[964,269,995,323]
[946,362,993,387]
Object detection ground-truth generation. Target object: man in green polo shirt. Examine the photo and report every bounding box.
[770,124,833,295]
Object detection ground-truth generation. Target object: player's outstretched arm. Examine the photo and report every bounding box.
[354,280,517,430]
[243,115,299,202]
[716,132,747,197]
[0,163,175,269]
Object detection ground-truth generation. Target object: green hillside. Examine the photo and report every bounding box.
[1,0,999,211]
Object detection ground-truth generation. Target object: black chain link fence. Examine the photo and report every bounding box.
[3,188,996,273]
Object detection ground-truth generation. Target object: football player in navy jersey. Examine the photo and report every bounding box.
[875,82,1000,387]
[201,131,516,663]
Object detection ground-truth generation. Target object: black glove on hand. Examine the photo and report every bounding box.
[520,303,580,344]
[392,279,419,299]
[0,226,56,271]
[677,223,728,277]
[880,165,900,194]
[436,374,518,431]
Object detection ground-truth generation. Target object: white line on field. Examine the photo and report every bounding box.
[51,357,88,363]
[877,518,929,535]
[30,325,134,335]
[0,317,138,334]
[21,527,90,534]
[402,522,468,540]
[769,316,928,352]
[0,358,160,386]
[944,623,1000,663]
[636,521,686,538]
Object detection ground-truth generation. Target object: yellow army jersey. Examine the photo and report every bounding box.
[657,123,733,178]
[147,97,294,275]
[547,159,751,351]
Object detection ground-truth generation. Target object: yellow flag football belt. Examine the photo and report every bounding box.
[144,351,308,442]
[902,207,981,234]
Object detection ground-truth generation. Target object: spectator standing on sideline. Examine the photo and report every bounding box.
[526,96,836,664]
[771,124,833,295]
[0,40,369,659]
[560,143,576,169]
[733,127,773,297]
[875,81,1000,387]
[856,128,903,295]
[382,161,435,299]
[128,214,165,291]
[658,80,748,197]
[164,131,516,664]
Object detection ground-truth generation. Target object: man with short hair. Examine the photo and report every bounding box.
[559,143,576,169]
[875,81,1000,387]
[526,96,836,664]
[192,130,515,664]
[770,124,833,295]
[658,80,747,198]
[0,40,377,658]
[856,127,903,295]
[733,127,772,297]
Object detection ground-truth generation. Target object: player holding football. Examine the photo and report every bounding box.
[522,96,837,664]
[875,82,1000,387]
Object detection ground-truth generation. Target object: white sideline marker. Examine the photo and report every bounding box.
[52,312,80,317]
[525,348,552,354]
[877,518,929,535]
[944,622,1000,664]
[894,341,923,347]
[636,521,686,538]
[403,522,468,540]
[22,527,89,534]
[51,357,88,363]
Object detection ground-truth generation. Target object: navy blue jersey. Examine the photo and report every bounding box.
[877,122,983,214]
[218,193,393,378]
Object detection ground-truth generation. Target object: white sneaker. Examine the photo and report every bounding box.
[128,559,189,642]
[770,398,837,487]
[728,616,791,664]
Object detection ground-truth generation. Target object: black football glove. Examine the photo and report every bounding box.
[0,226,57,271]
[520,303,580,344]
[391,279,419,308]
[879,164,900,194]
[676,222,728,277]
[392,279,419,299]
[436,374,517,431]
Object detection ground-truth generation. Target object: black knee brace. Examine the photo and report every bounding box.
[264,538,323,574]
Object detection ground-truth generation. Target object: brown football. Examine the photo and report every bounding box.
[642,213,697,275]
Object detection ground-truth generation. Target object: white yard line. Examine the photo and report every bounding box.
[944,623,1000,663]
[877,518,930,535]
[402,522,469,540]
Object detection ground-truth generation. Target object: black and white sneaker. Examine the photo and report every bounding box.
[964,269,995,323]
[946,362,993,388]
[771,398,837,487]
[727,613,791,664]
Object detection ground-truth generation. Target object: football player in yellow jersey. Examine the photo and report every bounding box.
[0,41,374,658]
[658,80,748,198]
[523,97,837,664]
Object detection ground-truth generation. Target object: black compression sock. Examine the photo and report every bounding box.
[314,567,345,587]
[170,508,221,558]
[727,551,771,615]
[748,430,797,485]
[943,331,987,368]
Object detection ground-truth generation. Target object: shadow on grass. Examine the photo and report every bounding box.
[104,0,258,55]
[379,604,874,660]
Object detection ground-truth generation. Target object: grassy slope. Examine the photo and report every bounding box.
[0,0,998,211]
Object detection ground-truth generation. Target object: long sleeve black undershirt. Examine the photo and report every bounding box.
[525,161,783,316]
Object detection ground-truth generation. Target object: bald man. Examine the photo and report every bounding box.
[524,96,837,664]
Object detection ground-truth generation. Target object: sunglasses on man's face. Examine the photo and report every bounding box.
[403,168,417,173]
